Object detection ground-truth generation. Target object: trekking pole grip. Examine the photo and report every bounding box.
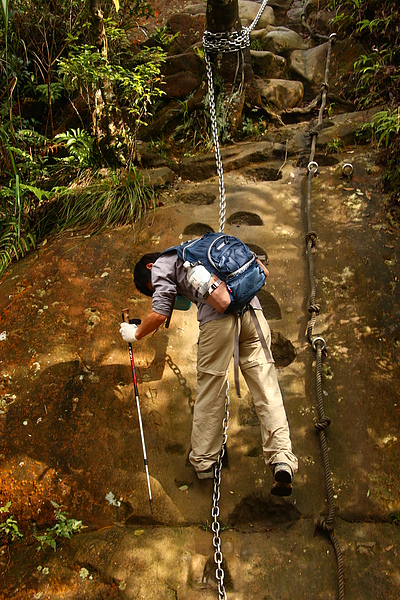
[122,308,141,326]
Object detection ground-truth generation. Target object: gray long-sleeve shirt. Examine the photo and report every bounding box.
[151,251,261,326]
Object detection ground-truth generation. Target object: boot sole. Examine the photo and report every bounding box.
[271,482,293,497]
[274,469,292,485]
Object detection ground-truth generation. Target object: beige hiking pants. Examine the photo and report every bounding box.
[189,309,298,475]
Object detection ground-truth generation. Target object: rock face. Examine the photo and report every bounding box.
[2,136,400,598]
[3,2,399,600]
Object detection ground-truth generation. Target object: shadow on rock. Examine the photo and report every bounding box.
[2,335,171,529]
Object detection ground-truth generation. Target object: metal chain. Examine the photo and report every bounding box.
[204,51,227,233]
[203,0,270,233]
[203,5,269,596]
[211,382,230,600]
[165,354,194,412]
[203,0,270,54]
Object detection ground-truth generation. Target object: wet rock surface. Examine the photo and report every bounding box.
[1,1,400,599]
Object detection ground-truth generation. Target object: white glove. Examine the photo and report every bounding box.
[120,322,139,343]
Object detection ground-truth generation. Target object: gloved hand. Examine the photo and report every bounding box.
[120,322,139,342]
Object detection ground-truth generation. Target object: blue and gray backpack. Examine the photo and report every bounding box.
[175,231,266,314]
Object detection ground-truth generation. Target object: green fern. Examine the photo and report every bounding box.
[362,109,400,148]
[0,220,36,277]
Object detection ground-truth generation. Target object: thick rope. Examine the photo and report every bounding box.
[203,5,346,599]
[304,31,345,600]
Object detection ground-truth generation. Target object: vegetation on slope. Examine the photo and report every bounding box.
[0,0,399,277]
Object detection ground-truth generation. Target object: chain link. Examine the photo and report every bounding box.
[211,382,230,600]
[203,0,269,54]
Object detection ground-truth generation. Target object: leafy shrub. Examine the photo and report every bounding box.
[364,109,400,206]
[329,0,400,207]
[329,0,399,106]
[34,501,85,552]
[0,502,23,542]
[57,43,166,160]
[326,137,344,154]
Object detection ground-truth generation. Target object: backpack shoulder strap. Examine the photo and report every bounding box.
[249,306,273,364]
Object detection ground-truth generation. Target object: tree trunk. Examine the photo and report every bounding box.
[206,0,282,134]
[206,0,262,136]
[206,0,240,33]
[89,0,124,158]
[89,0,106,136]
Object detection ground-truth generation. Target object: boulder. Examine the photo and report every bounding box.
[307,10,335,36]
[261,27,312,57]
[167,13,206,54]
[162,52,204,78]
[181,2,206,15]
[139,167,176,188]
[249,27,269,45]
[163,72,202,99]
[288,41,330,96]
[268,0,297,25]
[257,78,304,110]
[160,49,204,99]
[286,4,304,32]
[183,0,280,30]
[238,0,275,28]
[250,50,286,78]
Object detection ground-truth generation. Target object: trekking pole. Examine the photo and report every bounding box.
[122,309,154,514]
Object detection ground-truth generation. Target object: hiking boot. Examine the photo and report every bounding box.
[271,463,293,497]
[196,466,215,480]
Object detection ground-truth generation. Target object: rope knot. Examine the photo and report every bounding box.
[315,515,334,534]
[306,230,318,246]
[315,416,331,431]
[308,302,321,315]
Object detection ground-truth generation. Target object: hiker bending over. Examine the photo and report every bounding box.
[120,234,298,496]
